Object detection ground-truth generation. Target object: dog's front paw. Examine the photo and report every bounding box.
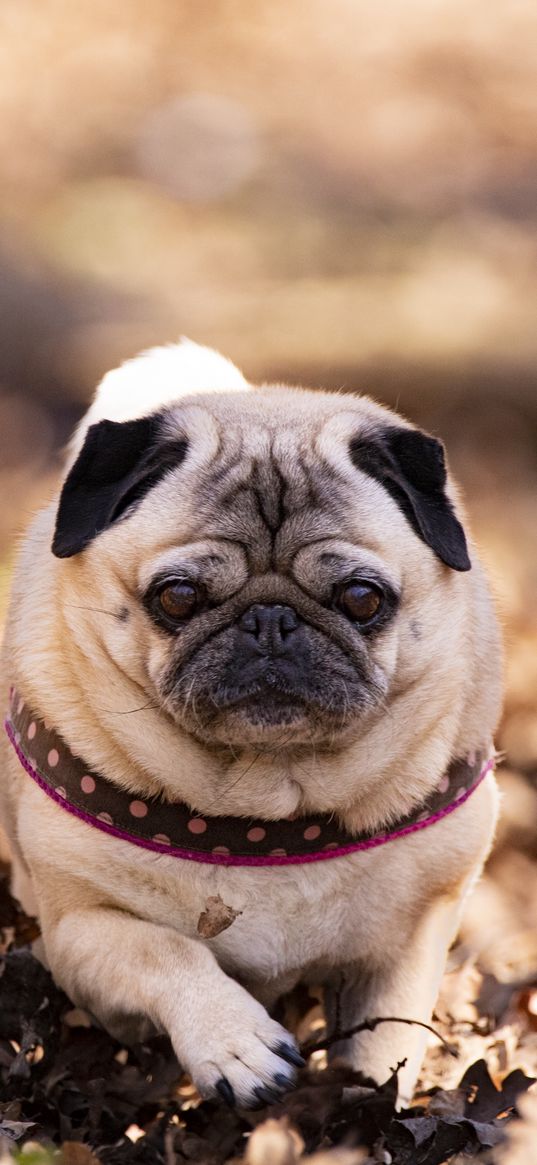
[176,984,304,1108]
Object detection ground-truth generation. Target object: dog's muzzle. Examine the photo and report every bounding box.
[166,598,375,742]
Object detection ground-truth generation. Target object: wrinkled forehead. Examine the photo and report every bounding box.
[151,391,395,569]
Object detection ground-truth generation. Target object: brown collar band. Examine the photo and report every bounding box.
[5,687,494,867]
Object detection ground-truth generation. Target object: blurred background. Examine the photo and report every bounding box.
[1,0,537,1081]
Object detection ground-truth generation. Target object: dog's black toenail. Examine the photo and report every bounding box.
[274,1041,306,1068]
[274,1072,296,1091]
[253,1084,282,1107]
[216,1077,235,1107]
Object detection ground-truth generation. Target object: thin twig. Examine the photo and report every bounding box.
[333,980,343,1042]
[301,1014,458,1058]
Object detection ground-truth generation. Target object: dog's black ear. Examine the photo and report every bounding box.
[350,426,471,571]
[52,416,188,558]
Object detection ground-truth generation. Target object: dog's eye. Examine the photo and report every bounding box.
[336,581,383,624]
[157,581,199,623]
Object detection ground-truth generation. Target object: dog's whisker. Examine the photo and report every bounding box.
[203,750,264,812]
[207,725,308,812]
[64,603,122,618]
[105,701,160,716]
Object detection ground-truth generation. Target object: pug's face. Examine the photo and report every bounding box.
[52,389,470,753]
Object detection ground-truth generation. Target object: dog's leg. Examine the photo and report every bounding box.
[38,901,303,1107]
[324,892,464,1104]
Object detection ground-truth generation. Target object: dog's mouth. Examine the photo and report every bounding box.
[167,665,373,748]
[187,692,321,748]
[218,681,309,724]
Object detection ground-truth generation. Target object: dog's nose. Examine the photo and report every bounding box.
[238,604,299,656]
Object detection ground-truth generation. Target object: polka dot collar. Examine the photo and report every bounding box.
[5,687,494,867]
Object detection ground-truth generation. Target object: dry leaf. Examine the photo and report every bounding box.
[61,1144,101,1165]
[428,1088,467,1118]
[307,1153,370,1164]
[197,894,243,939]
[494,1086,537,1164]
[245,1118,304,1165]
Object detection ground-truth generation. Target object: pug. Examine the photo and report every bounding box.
[0,339,502,1108]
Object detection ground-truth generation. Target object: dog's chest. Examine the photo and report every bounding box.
[90,839,432,978]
